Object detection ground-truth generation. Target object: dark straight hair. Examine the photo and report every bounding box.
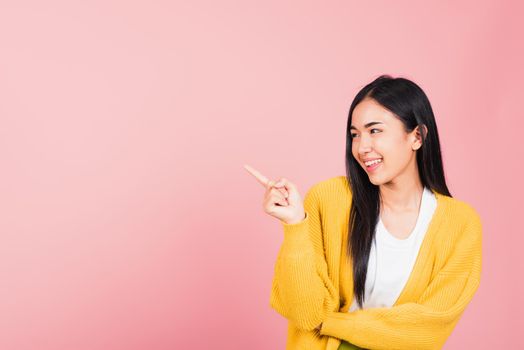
[345,74,452,309]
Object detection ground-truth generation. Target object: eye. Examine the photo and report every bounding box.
[350,129,381,138]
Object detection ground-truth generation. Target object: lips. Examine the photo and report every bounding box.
[362,157,382,162]
[363,158,383,167]
[364,158,383,172]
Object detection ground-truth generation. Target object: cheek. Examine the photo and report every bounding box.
[351,145,364,164]
[351,144,358,158]
[384,142,412,167]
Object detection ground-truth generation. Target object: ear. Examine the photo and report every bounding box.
[412,124,428,151]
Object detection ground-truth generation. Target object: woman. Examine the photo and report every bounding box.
[245,75,482,350]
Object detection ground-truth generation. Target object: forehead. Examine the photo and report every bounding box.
[350,98,397,129]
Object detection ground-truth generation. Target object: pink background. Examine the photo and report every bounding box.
[0,1,522,349]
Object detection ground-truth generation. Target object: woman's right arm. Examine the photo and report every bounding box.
[269,184,339,331]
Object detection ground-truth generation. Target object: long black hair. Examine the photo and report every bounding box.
[345,74,452,309]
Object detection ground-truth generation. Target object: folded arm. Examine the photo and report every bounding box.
[319,212,483,350]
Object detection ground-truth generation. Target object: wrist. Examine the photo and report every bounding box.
[285,212,306,225]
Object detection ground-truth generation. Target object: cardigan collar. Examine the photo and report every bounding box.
[338,190,449,311]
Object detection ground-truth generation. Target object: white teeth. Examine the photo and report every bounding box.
[365,159,382,167]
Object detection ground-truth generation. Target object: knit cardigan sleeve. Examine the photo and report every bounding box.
[269,183,339,331]
[319,210,483,350]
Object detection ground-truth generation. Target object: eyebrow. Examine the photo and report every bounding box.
[350,121,384,130]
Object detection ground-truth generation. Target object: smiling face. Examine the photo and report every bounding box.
[350,97,424,187]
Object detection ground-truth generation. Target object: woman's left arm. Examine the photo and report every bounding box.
[319,212,483,350]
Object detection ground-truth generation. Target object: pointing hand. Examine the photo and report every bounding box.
[244,164,306,225]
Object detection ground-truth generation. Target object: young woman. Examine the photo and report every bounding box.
[245,75,482,350]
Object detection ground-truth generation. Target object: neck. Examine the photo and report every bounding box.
[379,170,424,212]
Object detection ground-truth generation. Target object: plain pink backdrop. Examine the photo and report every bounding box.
[0,1,522,349]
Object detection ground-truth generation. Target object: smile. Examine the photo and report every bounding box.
[365,159,382,172]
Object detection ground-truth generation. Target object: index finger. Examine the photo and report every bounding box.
[243,164,271,187]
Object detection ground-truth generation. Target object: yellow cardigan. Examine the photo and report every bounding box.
[269,176,482,350]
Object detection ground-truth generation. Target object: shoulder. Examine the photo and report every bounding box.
[303,175,352,212]
[437,194,483,248]
[307,175,351,197]
[442,195,483,229]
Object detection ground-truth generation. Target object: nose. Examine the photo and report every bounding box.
[357,134,374,156]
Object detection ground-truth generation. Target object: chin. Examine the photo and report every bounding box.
[368,174,392,187]
[368,177,382,186]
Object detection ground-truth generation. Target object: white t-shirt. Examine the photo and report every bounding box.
[349,187,437,311]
